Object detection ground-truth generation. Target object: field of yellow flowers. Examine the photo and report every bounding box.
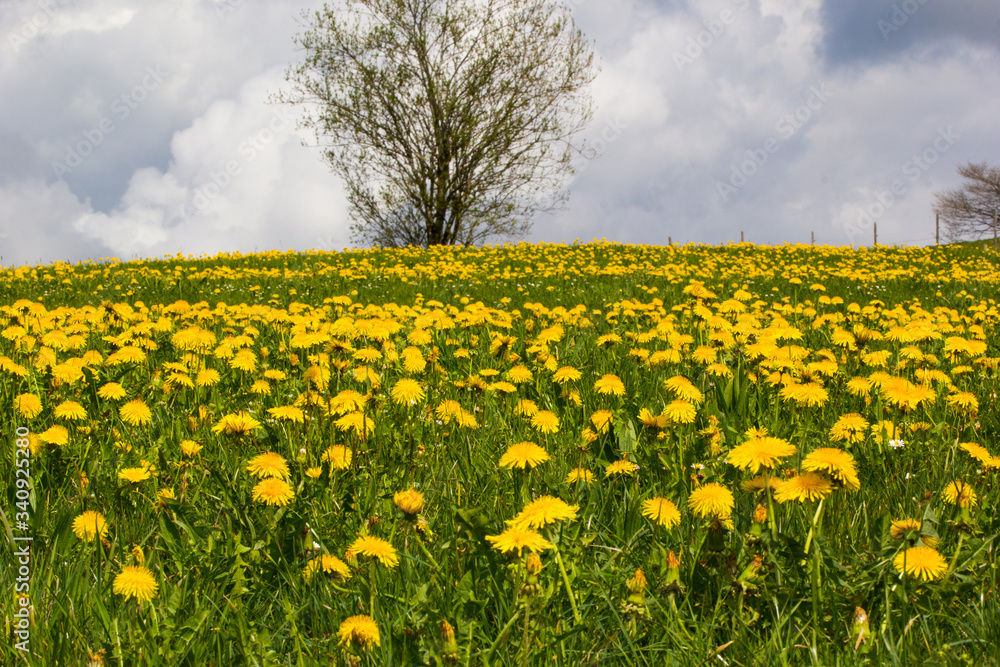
[2,241,999,665]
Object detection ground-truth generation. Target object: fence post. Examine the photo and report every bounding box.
[935,213,939,245]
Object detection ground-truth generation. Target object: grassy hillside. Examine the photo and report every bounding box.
[2,242,999,666]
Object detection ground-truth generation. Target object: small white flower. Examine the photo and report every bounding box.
[889,439,905,449]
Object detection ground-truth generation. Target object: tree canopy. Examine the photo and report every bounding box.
[278,0,598,248]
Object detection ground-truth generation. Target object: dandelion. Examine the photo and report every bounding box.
[688,483,735,520]
[246,452,290,479]
[515,399,539,416]
[605,459,639,477]
[893,545,948,582]
[118,466,152,484]
[348,535,398,568]
[252,478,295,506]
[499,442,550,470]
[640,498,681,528]
[507,496,579,531]
[195,369,221,387]
[267,405,305,423]
[942,481,977,508]
[594,374,625,396]
[531,410,559,434]
[565,468,594,484]
[113,565,158,602]
[38,424,69,445]
[304,554,351,581]
[663,376,704,404]
[801,448,860,491]
[72,511,108,541]
[15,393,43,419]
[829,413,869,444]
[774,472,832,503]
[779,382,829,407]
[179,440,203,457]
[212,411,261,436]
[393,487,425,514]
[727,437,796,474]
[391,378,426,405]
[338,615,380,649]
[323,445,353,470]
[485,528,555,556]
[552,366,581,383]
[119,399,152,426]
[590,410,613,433]
[662,400,697,424]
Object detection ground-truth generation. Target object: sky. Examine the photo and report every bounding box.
[1,0,999,268]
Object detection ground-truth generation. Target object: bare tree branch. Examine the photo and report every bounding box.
[934,162,1000,242]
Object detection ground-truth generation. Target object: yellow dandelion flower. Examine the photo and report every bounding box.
[338,615,380,649]
[641,497,681,528]
[774,472,832,503]
[304,554,351,582]
[247,452,290,479]
[506,365,533,383]
[322,445,353,470]
[54,400,87,420]
[15,393,43,419]
[531,410,559,434]
[802,448,860,491]
[393,487,425,514]
[605,459,639,477]
[565,468,595,484]
[119,399,152,426]
[594,374,626,396]
[590,409,613,434]
[113,565,158,602]
[663,376,704,404]
[179,440,203,457]
[485,528,555,556]
[72,510,108,541]
[195,369,221,387]
[779,382,829,407]
[662,400,698,424]
[252,478,295,506]
[212,411,262,436]
[118,466,152,484]
[893,545,947,582]
[348,535,398,568]
[829,413,869,444]
[687,483,735,520]
[727,437,796,474]
[267,405,305,423]
[942,481,977,508]
[391,378,426,405]
[499,441,550,470]
[507,496,579,531]
[552,366,582,383]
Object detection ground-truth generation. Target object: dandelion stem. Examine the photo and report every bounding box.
[554,547,582,625]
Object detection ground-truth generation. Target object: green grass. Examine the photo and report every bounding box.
[1,241,999,666]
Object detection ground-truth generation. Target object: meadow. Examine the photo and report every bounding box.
[1,241,999,666]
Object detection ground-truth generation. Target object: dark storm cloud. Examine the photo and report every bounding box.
[821,0,1000,66]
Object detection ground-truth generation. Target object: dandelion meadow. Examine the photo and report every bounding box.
[2,241,999,665]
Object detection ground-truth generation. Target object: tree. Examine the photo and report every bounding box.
[933,162,1000,242]
[277,0,598,248]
